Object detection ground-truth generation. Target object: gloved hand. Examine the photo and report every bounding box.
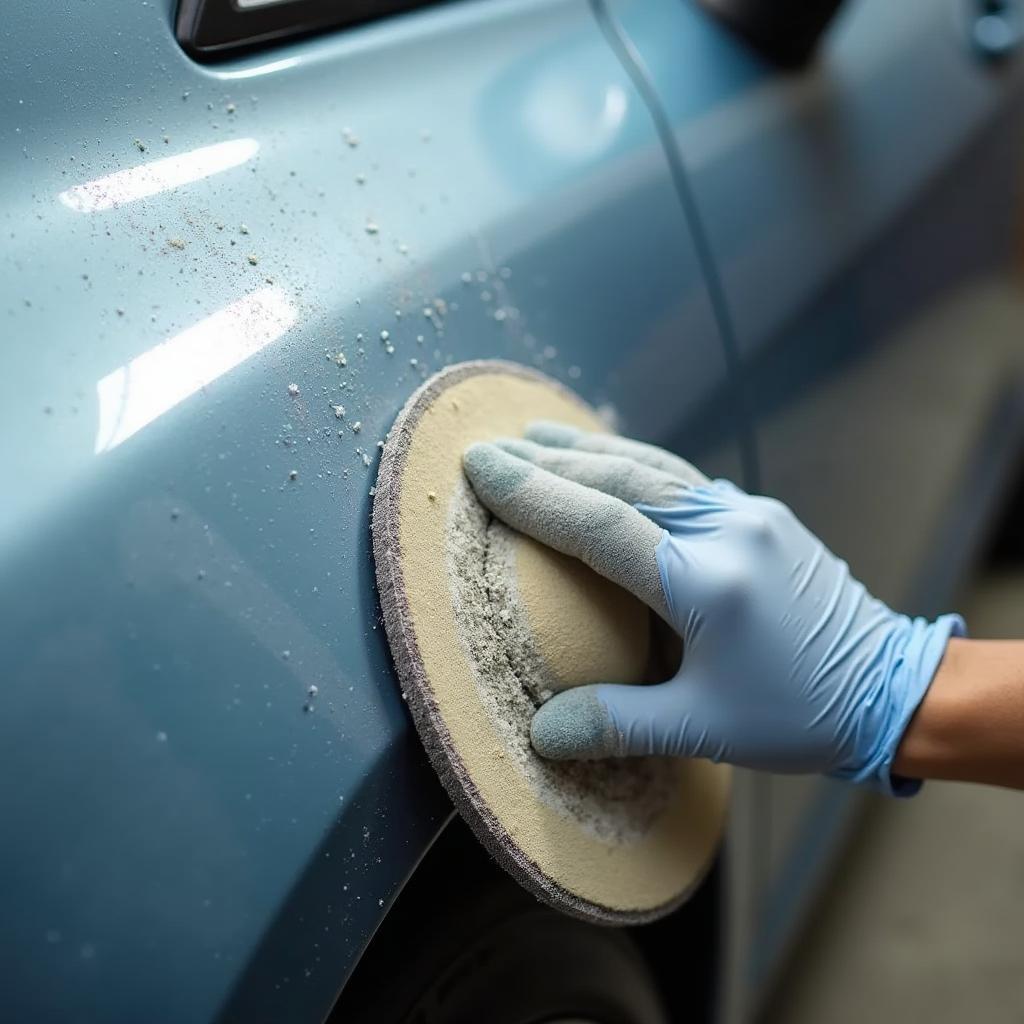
[463,422,965,796]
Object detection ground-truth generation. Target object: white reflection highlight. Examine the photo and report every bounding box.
[218,56,299,79]
[94,286,296,454]
[603,83,628,126]
[59,139,259,213]
[236,0,291,10]
[525,81,628,161]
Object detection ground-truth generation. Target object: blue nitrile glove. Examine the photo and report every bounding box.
[462,422,965,796]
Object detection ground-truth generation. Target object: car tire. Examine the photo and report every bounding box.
[334,820,671,1024]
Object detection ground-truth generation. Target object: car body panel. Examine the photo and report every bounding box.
[604,0,1024,1016]
[0,1,749,1020]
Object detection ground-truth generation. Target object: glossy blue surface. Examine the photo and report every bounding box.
[5,0,1024,1020]
[0,1,747,1020]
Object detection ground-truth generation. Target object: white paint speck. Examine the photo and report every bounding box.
[351,421,362,433]
[379,329,389,341]
[332,404,345,419]
[287,383,300,396]
[365,220,379,235]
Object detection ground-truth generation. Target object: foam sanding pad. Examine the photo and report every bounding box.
[372,360,729,924]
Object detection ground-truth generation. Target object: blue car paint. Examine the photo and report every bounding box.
[609,0,1019,358]
[5,0,1024,1018]
[0,0,751,1020]
[606,0,1024,1008]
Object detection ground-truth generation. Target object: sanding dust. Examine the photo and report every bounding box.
[446,476,676,843]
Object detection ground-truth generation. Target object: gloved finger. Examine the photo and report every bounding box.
[530,675,719,760]
[530,687,620,759]
[525,421,708,488]
[491,437,686,508]
[463,442,670,620]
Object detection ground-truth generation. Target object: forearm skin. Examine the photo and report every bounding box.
[895,638,1024,791]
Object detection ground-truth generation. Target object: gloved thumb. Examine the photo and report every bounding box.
[530,686,621,760]
[530,675,711,760]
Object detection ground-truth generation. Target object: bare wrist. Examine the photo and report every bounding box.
[894,637,1024,789]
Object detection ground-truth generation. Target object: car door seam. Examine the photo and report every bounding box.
[589,0,760,491]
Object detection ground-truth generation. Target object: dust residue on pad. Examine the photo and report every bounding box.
[372,360,730,924]
[446,476,677,843]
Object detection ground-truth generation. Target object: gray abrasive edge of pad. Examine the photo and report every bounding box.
[371,359,713,926]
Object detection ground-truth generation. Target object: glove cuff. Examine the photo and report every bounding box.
[842,611,967,798]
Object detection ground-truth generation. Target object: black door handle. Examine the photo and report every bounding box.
[696,0,846,68]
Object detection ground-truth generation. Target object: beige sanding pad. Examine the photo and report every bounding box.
[372,360,729,923]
